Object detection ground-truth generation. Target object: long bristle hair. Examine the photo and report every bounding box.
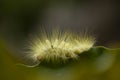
[27,28,95,65]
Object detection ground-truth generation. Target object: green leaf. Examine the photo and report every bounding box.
[19,46,120,69]
[16,46,120,80]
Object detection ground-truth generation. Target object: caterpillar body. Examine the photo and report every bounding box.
[27,28,95,65]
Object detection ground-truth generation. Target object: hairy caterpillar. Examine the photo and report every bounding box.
[27,28,95,65]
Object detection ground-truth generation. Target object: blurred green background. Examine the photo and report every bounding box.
[0,0,120,80]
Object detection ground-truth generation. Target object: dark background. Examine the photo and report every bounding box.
[0,0,120,58]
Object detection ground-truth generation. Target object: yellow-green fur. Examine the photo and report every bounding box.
[28,29,95,63]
